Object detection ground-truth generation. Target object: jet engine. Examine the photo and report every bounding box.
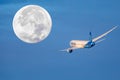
[67,49,73,53]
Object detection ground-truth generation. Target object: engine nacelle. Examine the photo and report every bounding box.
[67,49,73,53]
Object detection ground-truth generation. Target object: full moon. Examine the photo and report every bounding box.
[13,5,52,43]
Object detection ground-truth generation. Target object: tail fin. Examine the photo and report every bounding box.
[89,32,92,42]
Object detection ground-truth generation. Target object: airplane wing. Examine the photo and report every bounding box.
[92,26,117,42]
[60,47,79,51]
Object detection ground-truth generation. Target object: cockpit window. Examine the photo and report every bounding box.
[71,42,76,45]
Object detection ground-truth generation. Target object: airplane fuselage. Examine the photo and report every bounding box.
[70,40,95,49]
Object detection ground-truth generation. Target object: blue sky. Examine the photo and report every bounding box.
[0,0,120,80]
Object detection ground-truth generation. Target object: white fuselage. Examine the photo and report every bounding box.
[70,40,88,48]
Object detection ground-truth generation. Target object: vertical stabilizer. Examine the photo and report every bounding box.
[89,32,92,42]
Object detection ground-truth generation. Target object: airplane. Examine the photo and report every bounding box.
[61,26,118,53]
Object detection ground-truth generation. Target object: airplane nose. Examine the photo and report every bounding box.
[70,41,76,47]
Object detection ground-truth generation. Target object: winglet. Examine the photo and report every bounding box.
[112,26,118,30]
